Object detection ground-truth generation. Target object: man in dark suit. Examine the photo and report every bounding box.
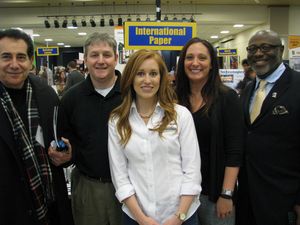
[236,30,300,225]
[63,60,84,93]
[0,29,73,225]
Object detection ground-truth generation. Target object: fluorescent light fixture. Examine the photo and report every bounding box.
[57,43,64,46]
[210,35,219,39]
[67,26,78,29]
[44,38,53,42]
[11,27,23,30]
[220,30,230,34]
[233,24,244,28]
[32,34,40,37]
[78,32,87,36]
[64,45,71,48]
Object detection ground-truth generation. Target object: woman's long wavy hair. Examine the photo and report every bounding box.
[111,49,177,146]
[175,37,224,115]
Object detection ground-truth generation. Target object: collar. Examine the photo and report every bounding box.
[254,62,285,89]
[83,70,121,96]
[130,101,163,114]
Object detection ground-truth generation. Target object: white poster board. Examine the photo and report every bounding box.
[219,69,244,90]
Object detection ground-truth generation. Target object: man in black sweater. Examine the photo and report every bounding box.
[48,32,122,225]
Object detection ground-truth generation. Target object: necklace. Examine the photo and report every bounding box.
[138,109,155,119]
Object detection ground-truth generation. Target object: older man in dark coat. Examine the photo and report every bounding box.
[236,30,300,225]
[0,29,73,225]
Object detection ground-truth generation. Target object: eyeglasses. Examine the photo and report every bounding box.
[246,44,282,54]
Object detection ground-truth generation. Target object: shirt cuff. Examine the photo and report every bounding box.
[180,182,202,196]
[115,184,136,202]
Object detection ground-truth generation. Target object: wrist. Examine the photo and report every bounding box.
[175,212,186,222]
[220,189,234,200]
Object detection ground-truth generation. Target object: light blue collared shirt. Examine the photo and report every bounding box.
[250,63,286,112]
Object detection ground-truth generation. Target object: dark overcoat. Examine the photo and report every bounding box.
[0,75,73,225]
[237,66,300,225]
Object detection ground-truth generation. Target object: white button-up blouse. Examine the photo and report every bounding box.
[108,102,201,224]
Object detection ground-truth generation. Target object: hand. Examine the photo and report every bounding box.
[48,137,72,166]
[294,204,300,225]
[216,197,233,219]
[137,216,160,225]
[162,215,183,225]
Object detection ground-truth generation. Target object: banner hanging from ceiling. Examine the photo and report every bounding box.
[124,21,197,50]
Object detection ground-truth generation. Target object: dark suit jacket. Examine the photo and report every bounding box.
[0,76,73,225]
[237,65,300,225]
[64,70,84,92]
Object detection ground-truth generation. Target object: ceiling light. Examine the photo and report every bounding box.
[220,30,230,34]
[100,17,105,27]
[81,18,87,27]
[127,15,132,21]
[72,19,77,27]
[44,19,50,28]
[210,35,219,39]
[182,16,187,22]
[64,45,71,48]
[233,24,244,28]
[145,15,150,21]
[62,19,68,28]
[90,18,96,27]
[164,15,168,21]
[109,17,114,26]
[54,19,59,28]
[45,38,53,42]
[118,17,122,26]
[173,15,177,21]
[78,32,87,36]
[136,15,141,22]
[57,43,64,46]
[190,15,196,22]
[32,34,40,37]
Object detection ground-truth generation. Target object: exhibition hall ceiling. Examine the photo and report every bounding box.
[0,0,298,47]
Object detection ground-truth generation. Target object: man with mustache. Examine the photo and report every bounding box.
[236,30,300,225]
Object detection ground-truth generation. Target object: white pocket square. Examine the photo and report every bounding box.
[272,105,289,115]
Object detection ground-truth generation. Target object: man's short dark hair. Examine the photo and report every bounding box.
[67,60,77,69]
[242,59,249,66]
[0,29,34,58]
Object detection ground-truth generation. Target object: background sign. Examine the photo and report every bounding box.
[218,48,238,56]
[124,21,197,50]
[36,47,59,56]
[219,69,244,89]
[288,35,300,72]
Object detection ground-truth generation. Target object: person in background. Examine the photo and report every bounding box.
[0,29,73,225]
[55,68,66,96]
[241,58,250,72]
[48,32,122,225]
[236,30,300,225]
[175,37,244,225]
[63,60,84,93]
[235,67,256,95]
[39,61,54,86]
[108,49,201,225]
[28,64,37,76]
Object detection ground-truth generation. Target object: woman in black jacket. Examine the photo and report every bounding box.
[175,37,244,225]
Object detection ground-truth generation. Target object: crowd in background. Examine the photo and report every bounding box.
[0,28,299,225]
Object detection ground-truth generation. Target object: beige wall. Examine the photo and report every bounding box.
[214,5,300,68]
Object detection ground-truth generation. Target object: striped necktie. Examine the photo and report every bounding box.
[250,80,268,123]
